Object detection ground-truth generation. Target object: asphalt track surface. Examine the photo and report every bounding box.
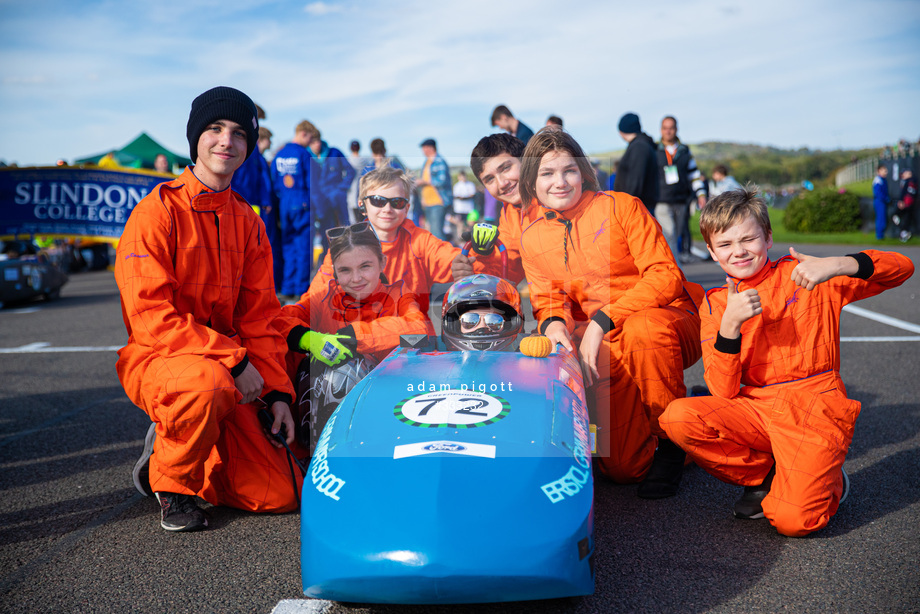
[1,242,918,614]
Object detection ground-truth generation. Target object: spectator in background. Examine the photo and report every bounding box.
[451,169,477,243]
[272,120,316,300]
[613,112,659,213]
[482,186,500,226]
[895,169,917,242]
[656,116,707,264]
[362,138,405,175]
[347,140,370,223]
[98,151,121,169]
[592,159,609,194]
[872,165,891,241]
[491,105,534,145]
[305,122,356,253]
[234,126,282,289]
[546,115,564,128]
[709,164,743,199]
[154,153,170,174]
[416,138,453,241]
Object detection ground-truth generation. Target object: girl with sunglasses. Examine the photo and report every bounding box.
[306,166,489,318]
[274,221,431,377]
[518,128,705,499]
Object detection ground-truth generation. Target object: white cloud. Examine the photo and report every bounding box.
[1,0,918,166]
[304,2,344,16]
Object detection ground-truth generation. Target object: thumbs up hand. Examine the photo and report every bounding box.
[720,276,762,339]
[789,247,857,290]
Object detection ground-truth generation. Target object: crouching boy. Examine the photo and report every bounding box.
[661,188,914,537]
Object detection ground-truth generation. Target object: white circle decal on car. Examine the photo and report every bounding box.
[394,390,510,428]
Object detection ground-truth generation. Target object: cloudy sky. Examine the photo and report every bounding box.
[2,0,918,168]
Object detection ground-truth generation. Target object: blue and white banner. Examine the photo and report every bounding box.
[0,167,167,240]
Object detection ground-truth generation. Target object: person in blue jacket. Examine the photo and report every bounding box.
[416,138,453,241]
[272,120,316,299]
[304,122,356,254]
[872,164,890,240]
[234,126,282,288]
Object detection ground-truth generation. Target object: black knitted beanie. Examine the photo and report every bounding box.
[186,86,259,163]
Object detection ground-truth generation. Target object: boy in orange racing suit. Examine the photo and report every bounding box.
[118,87,299,532]
[518,128,704,499]
[661,188,914,536]
[451,133,529,285]
[308,166,486,318]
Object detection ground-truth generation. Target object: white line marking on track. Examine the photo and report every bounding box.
[0,343,121,353]
[271,600,337,613]
[842,304,920,334]
[841,336,920,342]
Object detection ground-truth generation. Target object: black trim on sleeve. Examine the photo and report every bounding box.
[287,326,310,353]
[714,333,742,354]
[590,311,615,334]
[335,325,359,354]
[540,316,566,335]
[846,252,874,280]
[229,355,250,378]
[261,390,293,408]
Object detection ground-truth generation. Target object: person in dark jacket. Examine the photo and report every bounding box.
[895,169,917,242]
[234,126,282,288]
[656,116,707,264]
[613,113,659,213]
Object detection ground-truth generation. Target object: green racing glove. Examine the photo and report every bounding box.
[299,330,354,367]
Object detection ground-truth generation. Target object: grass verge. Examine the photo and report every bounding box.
[690,208,918,246]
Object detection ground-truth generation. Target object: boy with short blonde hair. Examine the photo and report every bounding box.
[662,187,914,536]
[358,164,412,203]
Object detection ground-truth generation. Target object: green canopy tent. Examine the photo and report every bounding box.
[74,132,192,170]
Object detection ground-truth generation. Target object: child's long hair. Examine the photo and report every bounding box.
[519,128,599,210]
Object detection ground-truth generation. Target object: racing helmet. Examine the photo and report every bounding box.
[295,353,377,453]
[441,274,524,351]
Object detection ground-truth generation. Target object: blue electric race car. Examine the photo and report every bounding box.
[299,341,595,604]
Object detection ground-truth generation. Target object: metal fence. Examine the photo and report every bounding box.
[837,154,920,187]
[835,157,879,186]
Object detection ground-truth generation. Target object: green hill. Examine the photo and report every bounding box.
[591,141,879,188]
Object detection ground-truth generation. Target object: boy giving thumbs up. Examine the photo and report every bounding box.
[660,187,914,537]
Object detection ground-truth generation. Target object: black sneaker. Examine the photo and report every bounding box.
[155,492,209,532]
[734,466,775,519]
[689,385,711,397]
[637,439,686,499]
[132,423,156,497]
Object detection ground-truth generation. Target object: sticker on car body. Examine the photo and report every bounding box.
[394,390,510,429]
[393,440,497,459]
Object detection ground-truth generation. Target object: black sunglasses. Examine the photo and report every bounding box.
[363,195,410,210]
[325,221,375,240]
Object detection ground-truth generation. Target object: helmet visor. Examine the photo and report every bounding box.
[458,311,505,334]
